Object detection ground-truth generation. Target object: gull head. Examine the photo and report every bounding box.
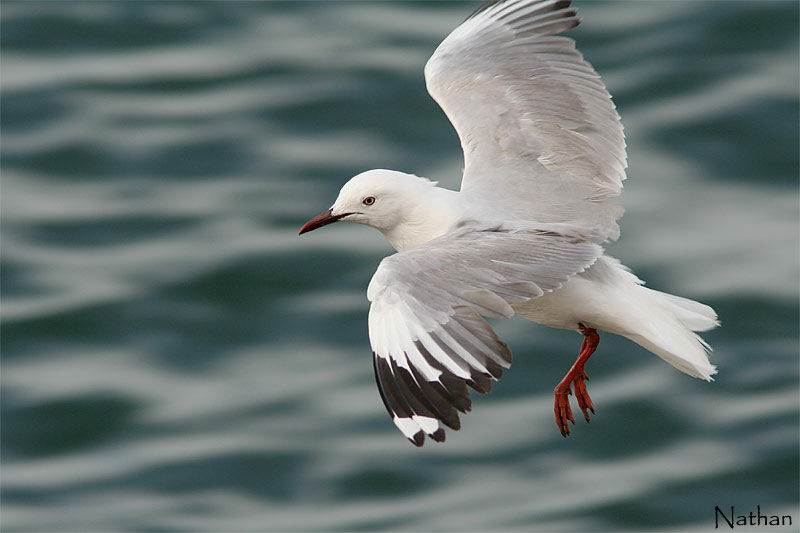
[299,169,450,250]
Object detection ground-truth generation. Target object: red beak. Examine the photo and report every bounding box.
[298,208,351,235]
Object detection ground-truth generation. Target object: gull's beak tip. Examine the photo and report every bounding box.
[299,208,341,236]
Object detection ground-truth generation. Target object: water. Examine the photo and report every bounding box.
[2,1,798,531]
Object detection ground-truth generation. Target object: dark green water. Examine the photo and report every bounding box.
[2,1,798,531]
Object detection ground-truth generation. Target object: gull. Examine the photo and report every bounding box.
[299,0,719,446]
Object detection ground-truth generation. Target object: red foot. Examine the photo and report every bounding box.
[554,390,575,437]
[553,325,599,437]
[572,370,595,422]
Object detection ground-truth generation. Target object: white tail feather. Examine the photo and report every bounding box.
[624,287,719,381]
[514,256,720,381]
[648,289,720,332]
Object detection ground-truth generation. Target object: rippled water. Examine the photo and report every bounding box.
[2,1,798,531]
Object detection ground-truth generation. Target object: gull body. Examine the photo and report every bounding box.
[324,168,717,378]
[300,0,719,446]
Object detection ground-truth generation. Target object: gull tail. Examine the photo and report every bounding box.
[623,286,720,380]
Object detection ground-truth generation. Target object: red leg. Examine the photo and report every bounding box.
[553,324,599,437]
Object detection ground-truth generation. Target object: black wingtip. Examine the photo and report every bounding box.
[468,0,581,36]
[409,431,425,447]
[468,0,576,22]
[430,428,446,443]
[467,371,493,394]
[467,0,503,20]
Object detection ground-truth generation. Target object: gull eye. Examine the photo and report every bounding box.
[362,196,376,206]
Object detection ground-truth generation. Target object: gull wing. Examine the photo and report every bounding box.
[425,0,627,242]
[367,227,601,445]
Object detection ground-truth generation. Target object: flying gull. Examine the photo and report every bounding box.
[299,0,719,446]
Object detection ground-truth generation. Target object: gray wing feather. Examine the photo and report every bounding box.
[425,0,627,242]
[367,227,601,445]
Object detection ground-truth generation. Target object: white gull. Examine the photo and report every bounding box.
[300,0,719,446]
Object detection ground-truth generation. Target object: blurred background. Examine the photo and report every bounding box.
[2,1,798,531]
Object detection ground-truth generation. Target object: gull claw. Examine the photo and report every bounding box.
[553,390,575,437]
[573,370,595,422]
[553,369,595,435]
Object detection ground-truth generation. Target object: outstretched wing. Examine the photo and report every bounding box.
[425,0,627,242]
[367,227,601,445]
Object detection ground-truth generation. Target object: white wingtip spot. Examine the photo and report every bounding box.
[413,415,441,435]
[393,416,422,439]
